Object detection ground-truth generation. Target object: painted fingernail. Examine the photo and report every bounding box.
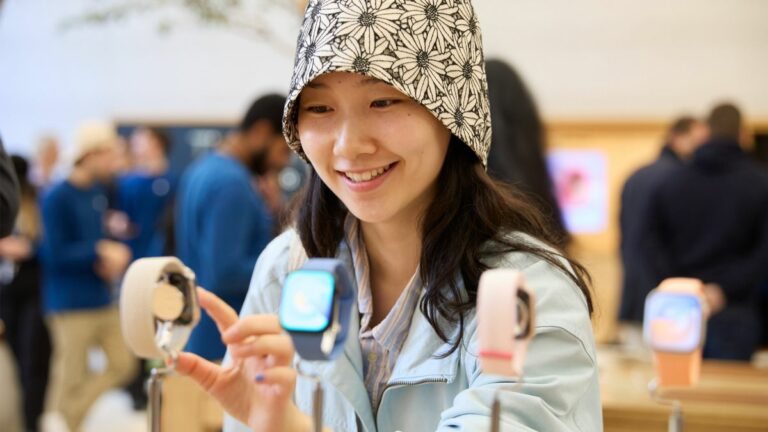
[255,373,265,383]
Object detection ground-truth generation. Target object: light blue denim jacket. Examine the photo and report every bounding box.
[224,230,602,432]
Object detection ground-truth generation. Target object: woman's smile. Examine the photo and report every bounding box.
[337,162,398,192]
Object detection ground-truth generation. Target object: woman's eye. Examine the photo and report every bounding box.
[305,105,332,114]
[371,99,399,108]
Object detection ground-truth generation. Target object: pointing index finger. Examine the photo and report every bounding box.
[197,287,239,334]
[222,314,283,345]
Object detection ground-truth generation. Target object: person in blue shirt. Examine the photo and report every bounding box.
[116,127,176,259]
[40,121,136,432]
[176,94,286,361]
[114,126,177,410]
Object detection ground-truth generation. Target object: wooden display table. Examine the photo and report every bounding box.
[600,348,768,432]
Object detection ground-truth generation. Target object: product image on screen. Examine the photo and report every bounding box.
[279,270,336,333]
[644,293,703,352]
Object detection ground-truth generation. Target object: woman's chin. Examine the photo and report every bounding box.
[344,202,395,225]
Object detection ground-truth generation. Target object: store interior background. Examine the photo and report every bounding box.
[1,0,767,431]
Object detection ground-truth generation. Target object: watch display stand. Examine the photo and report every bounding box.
[120,257,201,432]
[490,379,524,432]
[648,378,684,432]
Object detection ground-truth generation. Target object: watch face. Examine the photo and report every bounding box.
[643,292,703,353]
[279,270,336,333]
[515,290,532,340]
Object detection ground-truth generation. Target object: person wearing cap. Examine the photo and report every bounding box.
[173,1,601,431]
[40,121,136,432]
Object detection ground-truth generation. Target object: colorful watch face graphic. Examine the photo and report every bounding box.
[279,270,336,333]
[644,292,703,352]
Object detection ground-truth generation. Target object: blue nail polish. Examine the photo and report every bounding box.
[255,373,265,383]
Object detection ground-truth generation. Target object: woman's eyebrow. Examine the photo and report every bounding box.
[358,77,385,87]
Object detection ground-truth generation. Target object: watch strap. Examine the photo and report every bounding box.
[651,278,705,388]
[654,350,702,387]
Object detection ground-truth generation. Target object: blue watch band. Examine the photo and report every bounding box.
[286,258,355,361]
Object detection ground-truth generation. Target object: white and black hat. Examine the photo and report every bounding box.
[283,0,492,166]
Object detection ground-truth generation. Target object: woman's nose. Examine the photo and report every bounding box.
[333,118,377,159]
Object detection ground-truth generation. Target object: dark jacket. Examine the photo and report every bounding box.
[648,138,768,304]
[619,146,681,322]
[0,137,20,237]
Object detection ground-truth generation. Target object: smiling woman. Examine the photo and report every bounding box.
[297,72,451,224]
[171,0,602,431]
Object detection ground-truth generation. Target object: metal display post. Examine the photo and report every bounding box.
[648,378,684,432]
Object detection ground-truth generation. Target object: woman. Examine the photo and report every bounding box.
[0,155,51,432]
[175,1,601,431]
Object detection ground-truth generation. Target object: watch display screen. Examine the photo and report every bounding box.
[644,292,703,353]
[279,270,336,333]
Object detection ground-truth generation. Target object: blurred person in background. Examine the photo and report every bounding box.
[176,94,285,361]
[0,136,19,237]
[484,59,569,248]
[114,126,176,411]
[30,135,60,190]
[647,103,768,360]
[173,95,285,430]
[0,155,52,432]
[40,122,136,431]
[253,130,293,232]
[0,134,22,432]
[116,127,175,261]
[619,116,709,326]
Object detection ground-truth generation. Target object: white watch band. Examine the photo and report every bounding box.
[120,257,200,359]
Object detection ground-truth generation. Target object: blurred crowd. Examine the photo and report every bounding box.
[0,59,767,432]
[0,94,295,432]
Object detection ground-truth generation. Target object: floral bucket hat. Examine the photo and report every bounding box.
[283,0,492,166]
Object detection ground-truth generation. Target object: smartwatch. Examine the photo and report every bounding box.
[643,278,707,387]
[279,258,355,361]
[477,269,536,377]
[120,257,201,359]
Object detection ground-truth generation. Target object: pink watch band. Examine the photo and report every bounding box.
[477,269,535,377]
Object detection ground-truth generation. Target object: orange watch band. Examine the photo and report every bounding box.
[650,278,706,388]
[653,350,702,387]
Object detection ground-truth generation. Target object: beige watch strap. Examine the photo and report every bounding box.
[120,257,199,359]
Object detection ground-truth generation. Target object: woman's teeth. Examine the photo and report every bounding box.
[344,165,390,183]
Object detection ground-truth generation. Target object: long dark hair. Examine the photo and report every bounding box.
[10,155,41,241]
[294,138,592,356]
[485,59,569,247]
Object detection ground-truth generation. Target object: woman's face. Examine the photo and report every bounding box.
[298,72,451,225]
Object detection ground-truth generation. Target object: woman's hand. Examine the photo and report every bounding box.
[175,288,312,432]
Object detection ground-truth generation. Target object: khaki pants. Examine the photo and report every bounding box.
[0,340,23,432]
[46,307,136,432]
[161,371,223,431]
